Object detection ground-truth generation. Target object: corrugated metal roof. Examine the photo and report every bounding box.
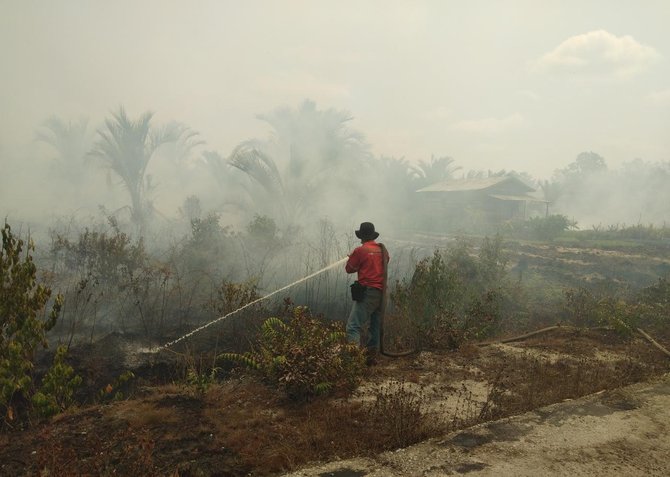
[416,176,534,193]
[489,194,549,203]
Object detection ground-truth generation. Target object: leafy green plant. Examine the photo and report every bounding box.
[1,222,64,426]
[32,345,82,418]
[179,350,221,396]
[220,306,365,401]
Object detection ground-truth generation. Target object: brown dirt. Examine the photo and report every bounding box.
[287,374,670,477]
[2,328,669,476]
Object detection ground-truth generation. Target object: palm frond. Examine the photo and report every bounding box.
[229,142,284,196]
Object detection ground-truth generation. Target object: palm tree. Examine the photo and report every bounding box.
[90,107,200,234]
[228,141,313,226]
[228,100,370,228]
[378,156,421,195]
[413,155,461,188]
[36,116,93,185]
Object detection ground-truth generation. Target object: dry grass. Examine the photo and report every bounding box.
[1,329,668,476]
[107,400,180,428]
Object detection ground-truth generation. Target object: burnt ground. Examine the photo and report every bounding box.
[1,328,669,476]
[3,238,670,476]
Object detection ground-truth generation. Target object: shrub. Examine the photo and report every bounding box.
[563,287,640,335]
[391,236,512,349]
[208,279,261,316]
[220,306,365,401]
[528,214,577,241]
[50,222,147,284]
[368,380,439,448]
[1,222,79,426]
[32,345,82,418]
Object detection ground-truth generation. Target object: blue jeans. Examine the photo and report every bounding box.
[346,287,382,350]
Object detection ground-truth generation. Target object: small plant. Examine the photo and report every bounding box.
[182,352,220,396]
[220,306,366,401]
[208,279,261,316]
[368,380,438,449]
[97,370,135,402]
[32,345,82,419]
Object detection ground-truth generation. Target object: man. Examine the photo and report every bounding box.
[345,222,389,361]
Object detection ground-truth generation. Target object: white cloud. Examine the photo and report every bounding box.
[647,89,670,104]
[535,30,660,78]
[450,113,526,134]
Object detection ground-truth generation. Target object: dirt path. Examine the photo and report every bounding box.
[286,372,670,477]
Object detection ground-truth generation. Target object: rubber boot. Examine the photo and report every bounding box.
[365,347,379,366]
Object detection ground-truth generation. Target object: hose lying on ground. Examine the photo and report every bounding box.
[637,327,670,358]
[476,325,563,346]
[477,323,670,360]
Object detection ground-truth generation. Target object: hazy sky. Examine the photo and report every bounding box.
[1,0,669,179]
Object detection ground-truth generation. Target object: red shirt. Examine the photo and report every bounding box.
[345,240,389,290]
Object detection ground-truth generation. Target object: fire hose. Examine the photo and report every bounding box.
[476,323,670,359]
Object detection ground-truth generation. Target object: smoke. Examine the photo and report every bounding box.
[549,155,670,228]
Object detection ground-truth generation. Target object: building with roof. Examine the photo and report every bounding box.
[416,175,548,231]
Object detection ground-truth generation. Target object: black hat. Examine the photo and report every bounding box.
[355,222,379,240]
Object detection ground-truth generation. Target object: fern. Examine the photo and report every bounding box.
[326,331,346,343]
[261,317,288,337]
[219,308,365,401]
[218,352,260,370]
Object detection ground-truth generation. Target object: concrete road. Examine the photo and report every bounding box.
[286,373,670,476]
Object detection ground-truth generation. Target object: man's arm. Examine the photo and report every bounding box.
[345,248,361,273]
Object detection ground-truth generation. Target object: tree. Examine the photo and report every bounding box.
[550,151,608,220]
[36,116,93,189]
[372,156,421,216]
[539,179,562,204]
[229,141,306,226]
[413,155,461,188]
[90,107,201,234]
[563,151,607,177]
[228,100,370,228]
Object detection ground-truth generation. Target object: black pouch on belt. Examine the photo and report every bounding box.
[350,281,366,302]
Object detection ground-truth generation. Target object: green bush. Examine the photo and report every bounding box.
[392,236,513,349]
[1,222,80,426]
[528,214,577,241]
[32,345,82,418]
[50,222,147,284]
[631,278,670,335]
[563,287,640,335]
[220,306,365,401]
